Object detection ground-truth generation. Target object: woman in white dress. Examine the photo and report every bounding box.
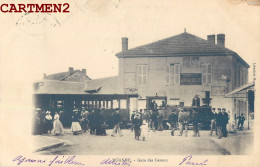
[71,109,82,135]
[53,112,64,135]
[140,120,149,141]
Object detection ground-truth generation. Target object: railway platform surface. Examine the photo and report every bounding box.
[34,128,254,155]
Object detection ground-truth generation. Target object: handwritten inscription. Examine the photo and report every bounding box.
[13,155,85,166]
[101,158,131,166]
[179,155,208,166]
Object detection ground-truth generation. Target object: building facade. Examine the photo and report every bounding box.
[116,31,249,116]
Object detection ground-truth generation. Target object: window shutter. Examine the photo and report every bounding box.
[207,64,212,84]
[170,65,174,85]
[202,64,207,85]
[166,64,170,85]
[174,64,180,85]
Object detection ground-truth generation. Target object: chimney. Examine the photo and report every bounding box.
[217,34,225,47]
[69,67,74,74]
[43,73,46,79]
[82,69,86,75]
[207,34,215,45]
[122,37,128,52]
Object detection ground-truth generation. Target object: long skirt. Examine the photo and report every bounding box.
[71,122,82,132]
[53,120,64,135]
[134,127,141,137]
[140,125,148,138]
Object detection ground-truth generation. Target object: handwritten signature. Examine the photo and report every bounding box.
[179,155,208,166]
[101,158,131,166]
[13,155,85,166]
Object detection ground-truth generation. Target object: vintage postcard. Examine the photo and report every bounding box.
[0,0,259,166]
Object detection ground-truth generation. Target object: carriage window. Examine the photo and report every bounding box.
[89,101,93,109]
[120,99,127,109]
[100,101,103,108]
[96,101,100,108]
[107,101,111,109]
[113,99,119,109]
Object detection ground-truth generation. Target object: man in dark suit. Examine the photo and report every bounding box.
[222,108,229,137]
[111,109,123,137]
[192,109,200,137]
[168,109,178,136]
[216,108,224,139]
[88,109,95,134]
[131,110,136,132]
[151,110,158,131]
[210,108,218,136]
[237,113,245,131]
[192,95,200,107]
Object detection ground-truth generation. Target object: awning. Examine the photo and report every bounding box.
[225,82,254,97]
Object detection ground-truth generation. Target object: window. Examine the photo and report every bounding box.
[120,99,127,109]
[57,100,63,108]
[202,64,212,85]
[113,100,119,109]
[165,64,180,85]
[166,64,174,85]
[137,65,147,85]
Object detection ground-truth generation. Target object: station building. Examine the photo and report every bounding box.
[116,31,250,119]
[34,30,252,126]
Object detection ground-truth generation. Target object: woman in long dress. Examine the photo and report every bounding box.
[53,112,64,135]
[140,120,149,141]
[71,109,82,135]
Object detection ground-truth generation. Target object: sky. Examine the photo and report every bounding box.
[0,0,259,81]
[0,0,259,104]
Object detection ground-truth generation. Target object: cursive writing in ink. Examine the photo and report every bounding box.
[179,155,208,166]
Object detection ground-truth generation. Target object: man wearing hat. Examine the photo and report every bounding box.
[192,95,200,107]
[131,110,136,132]
[168,109,178,136]
[111,109,123,137]
[210,108,218,136]
[178,108,190,137]
[216,108,224,139]
[132,113,143,140]
[88,109,95,134]
[222,108,229,137]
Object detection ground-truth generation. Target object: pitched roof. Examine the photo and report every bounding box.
[84,76,117,93]
[116,32,249,67]
[36,80,86,94]
[35,76,120,95]
[44,70,91,81]
[225,82,255,97]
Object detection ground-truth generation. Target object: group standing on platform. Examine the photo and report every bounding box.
[33,99,244,141]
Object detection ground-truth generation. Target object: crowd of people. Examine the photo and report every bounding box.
[130,106,244,140]
[33,108,109,136]
[33,103,246,141]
